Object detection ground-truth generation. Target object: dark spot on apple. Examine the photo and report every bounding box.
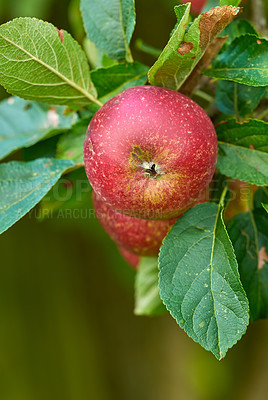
[177,41,194,55]
[191,56,196,60]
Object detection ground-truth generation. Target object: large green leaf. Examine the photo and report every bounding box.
[0,97,77,161]
[148,5,239,90]
[217,119,268,152]
[135,257,166,316]
[80,0,135,62]
[0,158,74,234]
[220,19,257,51]
[148,4,190,88]
[91,62,149,103]
[217,143,268,186]
[56,119,89,164]
[205,34,268,86]
[159,202,249,359]
[216,81,265,117]
[228,209,268,321]
[0,18,100,106]
[83,37,118,70]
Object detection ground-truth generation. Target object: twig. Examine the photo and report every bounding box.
[252,0,268,37]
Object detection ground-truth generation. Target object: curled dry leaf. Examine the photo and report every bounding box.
[148,5,240,90]
[198,6,241,51]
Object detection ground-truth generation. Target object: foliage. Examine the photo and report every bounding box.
[0,0,267,359]
[159,201,249,359]
[0,158,74,234]
[135,257,166,316]
[205,35,268,86]
[228,206,268,321]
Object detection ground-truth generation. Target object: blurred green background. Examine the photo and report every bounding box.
[1,1,268,399]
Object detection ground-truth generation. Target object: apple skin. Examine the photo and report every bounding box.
[93,191,179,256]
[180,0,206,14]
[118,247,140,269]
[84,86,217,219]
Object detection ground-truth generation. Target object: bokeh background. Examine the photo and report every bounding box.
[1,1,268,399]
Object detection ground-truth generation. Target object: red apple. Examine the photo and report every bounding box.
[179,0,206,14]
[93,191,179,256]
[84,86,217,220]
[118,247,140,269]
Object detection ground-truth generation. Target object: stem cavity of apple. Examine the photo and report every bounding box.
[130,145,165,179]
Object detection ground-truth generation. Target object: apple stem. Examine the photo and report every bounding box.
[142,161,164,179]
[145,163,157,177]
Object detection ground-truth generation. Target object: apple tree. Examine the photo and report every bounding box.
[0,0,267,359]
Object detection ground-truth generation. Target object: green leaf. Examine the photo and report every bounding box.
[0,97,77,161]
[205,35,268,86]
[38,168,91,219]
[148,4,190,88]
[228,209,268,320]
[254,188,268,210]
[262,204,268,213]
[135,257,166,316]
[91,62,149,103]
[56,119,89,164]
[0,17,100,107]
[83,38,118,70]
[148,5,239,90]
[217,143,268,186]
[220,0,242,6]
[220,19,257,51]
[159,202,249,359]
[23,135,59,162]
[0,158,74,234]
[216,119,268,152]
[80,0,135,62]
[216,81,265,117]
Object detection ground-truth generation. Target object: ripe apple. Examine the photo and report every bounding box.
[93,191,179,256]
[179,0,206,14]
[118,247,140,269]
[84,86,217,219]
